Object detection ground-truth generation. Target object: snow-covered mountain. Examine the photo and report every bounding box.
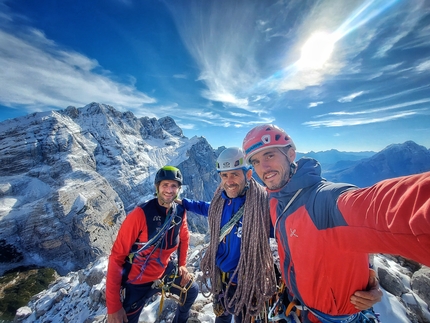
[0,103,218,277]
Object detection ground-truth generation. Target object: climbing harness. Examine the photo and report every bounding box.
[151,264,196,316]
[303,307,380,323]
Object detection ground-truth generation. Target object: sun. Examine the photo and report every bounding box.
[298,32,335,69]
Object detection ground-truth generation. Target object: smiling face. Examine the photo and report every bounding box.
[219,169,250,198]
[156,179,181,206]
[249,147,295,190]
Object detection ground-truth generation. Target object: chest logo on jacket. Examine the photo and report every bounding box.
[290,228,298,238]
[235,220,243,238]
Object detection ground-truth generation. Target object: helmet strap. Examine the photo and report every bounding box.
[289,161,297,180]
[278,147,297,182]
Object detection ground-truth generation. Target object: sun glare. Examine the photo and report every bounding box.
[298,32,335,69]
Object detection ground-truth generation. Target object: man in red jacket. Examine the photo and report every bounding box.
[106,166,198,323]
[242,124,430,323]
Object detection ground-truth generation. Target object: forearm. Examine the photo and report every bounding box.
[337,172,430,265]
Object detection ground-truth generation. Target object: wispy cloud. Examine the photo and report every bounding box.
[367,63,404,80]
[373,1,422,58]
[415,59,430,73]
[174,105,273,128]
[304,110,418,128]
[363,85,430,104]
[0,26,156,114]
[309,101,323,108]
[338,91,365,103]
[176,122,195,130]
[305,98,430,128]
[173,74,187,79]
[319,99,430,117]
[166,0,261,113]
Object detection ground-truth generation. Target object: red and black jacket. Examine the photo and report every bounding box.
[106,199,189,314]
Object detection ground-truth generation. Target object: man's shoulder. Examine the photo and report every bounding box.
[137,198,157,210]
[174,202,186,217]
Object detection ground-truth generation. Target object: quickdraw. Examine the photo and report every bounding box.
[267,297,301,322]
[251,303,268,323]
[213,292,225,317]
[263,280,302,323]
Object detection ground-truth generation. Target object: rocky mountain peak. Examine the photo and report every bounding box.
[0,103,218,277]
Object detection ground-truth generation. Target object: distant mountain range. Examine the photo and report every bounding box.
[300,142,430,187]
[297,149,376,167]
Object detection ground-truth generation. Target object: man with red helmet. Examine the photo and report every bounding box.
[243,124,430,323]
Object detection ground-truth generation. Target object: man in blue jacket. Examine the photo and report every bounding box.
[178,147,277,323]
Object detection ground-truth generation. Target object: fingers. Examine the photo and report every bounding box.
[180,272,192,286]
[351,288,382,310]
[107,308,128,323]
[178,265,193,286]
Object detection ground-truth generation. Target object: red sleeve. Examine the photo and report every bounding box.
[178,210,190,267]
[337,171,430,266]
[105,207,147,314]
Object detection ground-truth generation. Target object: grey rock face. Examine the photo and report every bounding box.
[0,103,216,275]
[178,137,220,233]
[411,267,430,308]
[378,266,409,296]
[376,255,430,323]
[159,116,184,137]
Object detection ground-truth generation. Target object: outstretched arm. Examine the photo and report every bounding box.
[176,198,211,217]
[337,172,430,267]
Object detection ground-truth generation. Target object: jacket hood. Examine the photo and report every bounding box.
[269,157,323,194]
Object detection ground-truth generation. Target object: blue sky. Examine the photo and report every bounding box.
[0,0,429,153]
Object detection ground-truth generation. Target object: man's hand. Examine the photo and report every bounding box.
[107,307,128,323]
[174,199,183,205]
[178,265,192,287]
[350,269,382,310]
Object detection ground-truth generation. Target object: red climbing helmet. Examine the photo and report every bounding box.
[242,124,296,163]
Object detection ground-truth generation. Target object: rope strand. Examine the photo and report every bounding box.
[200,178,276,321]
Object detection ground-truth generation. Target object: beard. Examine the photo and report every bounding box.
[158,194,175,206]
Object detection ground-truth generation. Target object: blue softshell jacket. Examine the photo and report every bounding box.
[182,191,245,282]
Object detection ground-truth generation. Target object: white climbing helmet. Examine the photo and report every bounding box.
[216,147,248,172]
